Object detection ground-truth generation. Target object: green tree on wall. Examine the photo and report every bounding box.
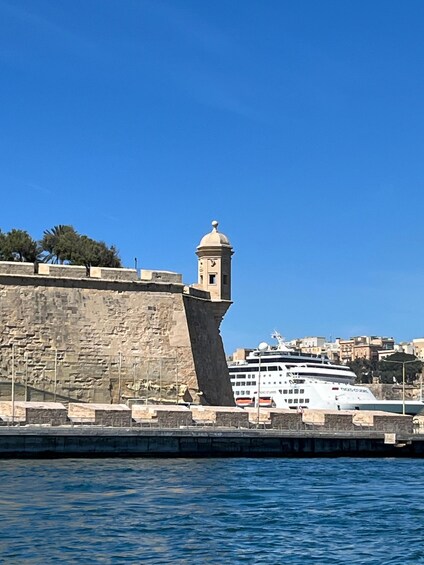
[0,225,122,268]
[40,225,80,264]
[0,229,40,262]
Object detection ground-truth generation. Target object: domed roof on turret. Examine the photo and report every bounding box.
[198,221,232,248]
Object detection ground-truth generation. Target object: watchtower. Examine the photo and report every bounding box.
[196,220,234,325]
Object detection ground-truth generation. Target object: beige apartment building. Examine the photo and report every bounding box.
[286,336,326,356]
[412,338,424,359]
[339,336,395,363]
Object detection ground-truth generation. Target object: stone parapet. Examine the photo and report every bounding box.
[0,401,68,425]
[302,409,356,431]
[132,404,192,427]
[0,262,35,276]
[353,411,413,433]
[90,267,138,281]
[244,407,272,426]
[191,406,249,428]
[140,270,182,284]
[37,264,88,278]
[68,403,132,426]
[269,409,305,430]
[183,286,211,299]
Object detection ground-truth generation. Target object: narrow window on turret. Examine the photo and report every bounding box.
[223,274,228,285]
[209,274,216,284]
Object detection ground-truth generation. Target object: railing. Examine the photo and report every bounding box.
[0,418,421,436]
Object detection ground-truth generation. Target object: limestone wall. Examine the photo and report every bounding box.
[0,263,234,406]
[183,294,234,405]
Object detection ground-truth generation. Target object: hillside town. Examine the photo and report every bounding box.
[232,335,424,364]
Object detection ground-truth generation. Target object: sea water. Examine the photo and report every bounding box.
[0,458,423,564]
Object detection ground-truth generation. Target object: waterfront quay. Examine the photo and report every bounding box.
[1,426,424,458]
[1,401,424,457]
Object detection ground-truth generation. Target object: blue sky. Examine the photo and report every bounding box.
[1,0,424,353]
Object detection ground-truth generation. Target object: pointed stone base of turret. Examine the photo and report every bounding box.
[211,300,233,327]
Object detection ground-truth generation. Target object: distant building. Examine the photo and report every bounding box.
[231,348,253,362]
[339,336,395,363]
[286,336,326,356]
[323,339,341,363]
[412,338,424,359]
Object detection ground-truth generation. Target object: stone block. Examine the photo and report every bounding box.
[413,415,424,432]
[244,407,272,426]
[322,412,355,431]
[269,409,304,430]
[0,262,35,276]
[191,406,249,428]
[353,410,413,433]
[89,267,138,281]
[302,410,355,431]
[372,413,413,433]
[183,286,211,299]
[140,270,182,284]
[68,403,132,426]
[37,264,88,278]
[0,401,68,425]
[132,404,192,427]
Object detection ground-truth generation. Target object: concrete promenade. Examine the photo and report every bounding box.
[1,426,424,458]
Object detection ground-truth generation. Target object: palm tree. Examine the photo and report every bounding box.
[40,225,78,264]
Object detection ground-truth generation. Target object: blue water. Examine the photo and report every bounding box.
[0,458,423,564]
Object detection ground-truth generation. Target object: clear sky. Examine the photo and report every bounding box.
[1,0,424,353]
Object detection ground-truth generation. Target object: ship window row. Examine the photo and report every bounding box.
[232,381,257,387]
[290,372,352,379]
[287,398,309,404]
[247,356,326,364]
[230,366,281,373]
[230,365,350,375]
[234,392,310,404]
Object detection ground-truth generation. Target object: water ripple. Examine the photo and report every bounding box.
[0,458,424,564]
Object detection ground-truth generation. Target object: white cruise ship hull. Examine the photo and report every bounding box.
[339,400,424,416]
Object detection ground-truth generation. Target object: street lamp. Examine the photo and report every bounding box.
[257,342,268,427]
[382,357,418,415]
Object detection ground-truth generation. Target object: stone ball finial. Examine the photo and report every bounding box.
[198,220,232,248]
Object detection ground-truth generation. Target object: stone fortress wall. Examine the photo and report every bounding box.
[0,260,234,406]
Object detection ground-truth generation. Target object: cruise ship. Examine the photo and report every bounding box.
[228,333,424,415]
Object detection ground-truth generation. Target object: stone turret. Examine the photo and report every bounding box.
[196,220,234,325]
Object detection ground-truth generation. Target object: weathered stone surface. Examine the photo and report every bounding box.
[68,403,132,426]
[89,267,138,281]
[191,406,249,428]
[140,270,182,284]
[244,407,272,426]
[183,296,233,406]
[0,401,68,425]
[132,404,192,427]
[302,409,355,431]
[0,262,35,276]
[0,268,234,406]
[37,264,87,278]
[269,409,304,430]
[353,410,413,433]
